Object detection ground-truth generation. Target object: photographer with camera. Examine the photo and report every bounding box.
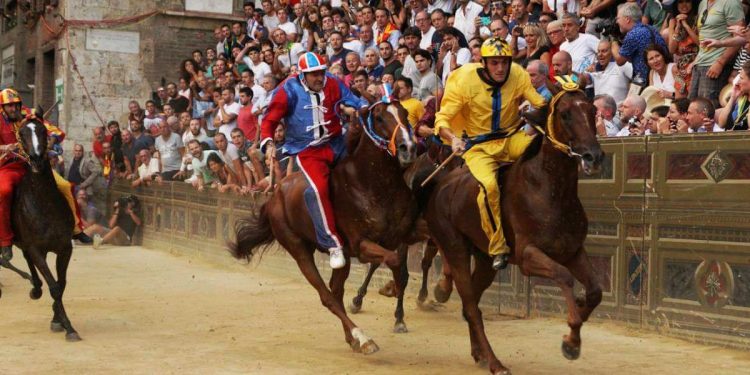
[580,0,617,38]
[615,95,648,137]
[611,2,668,90]
[90,196,142,249]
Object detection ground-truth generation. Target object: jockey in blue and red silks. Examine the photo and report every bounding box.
[0,88,93,261]
[260,52,368,269]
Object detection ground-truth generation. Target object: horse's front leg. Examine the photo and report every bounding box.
[564,247,603,355]
[21,249,43,300]
[349,261,380,314]
[388,244,409,333]
[519,244,583,360]
[358,239,400,268]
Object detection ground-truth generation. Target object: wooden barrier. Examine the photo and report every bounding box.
[109,132,750,349]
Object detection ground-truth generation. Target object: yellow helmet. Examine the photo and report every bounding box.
[480,37,512,58]
[0,88,22,106]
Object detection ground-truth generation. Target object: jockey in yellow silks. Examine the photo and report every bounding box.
[434,38,547,270]
[0,88,92,261]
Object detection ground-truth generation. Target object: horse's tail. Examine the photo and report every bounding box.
[228,203,275,262]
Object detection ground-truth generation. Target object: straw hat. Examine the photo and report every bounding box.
[640,86,672,116]
[719,83,733,108]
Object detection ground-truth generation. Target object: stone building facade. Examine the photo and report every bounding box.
[0,0,244,148]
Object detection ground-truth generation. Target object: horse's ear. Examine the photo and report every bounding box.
[523,107,548,128]
[33,105,44,121]
[360,90,377,105]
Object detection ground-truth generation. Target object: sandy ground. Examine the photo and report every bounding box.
[0,245,748,375]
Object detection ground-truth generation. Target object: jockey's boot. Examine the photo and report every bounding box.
[0,246,12,261]
[492,253,511,271]
[73,231,93,244]
[329,247,346,269]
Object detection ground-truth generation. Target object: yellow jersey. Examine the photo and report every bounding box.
[400,97,425,127]
[434,62,546,140]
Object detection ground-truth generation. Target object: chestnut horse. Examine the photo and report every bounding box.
[424,88,604,374]
[230,100,419,353]
[11,114,80,341]
[349,139,462,319]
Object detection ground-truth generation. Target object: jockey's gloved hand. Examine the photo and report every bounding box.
[451,137,467,155]
[0,246,12,261]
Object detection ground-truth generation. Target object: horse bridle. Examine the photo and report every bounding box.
[528,87,585,158]
[360,100,414,157]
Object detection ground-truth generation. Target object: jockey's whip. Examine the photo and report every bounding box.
[420,150,459,187]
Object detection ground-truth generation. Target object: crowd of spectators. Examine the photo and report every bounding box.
[65,0,750,211]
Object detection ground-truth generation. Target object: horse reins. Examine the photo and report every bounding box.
[361,100,413,157]
[529,83,584,158]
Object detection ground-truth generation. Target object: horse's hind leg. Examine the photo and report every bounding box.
[349,261,380,314]
[442,241,508,374]
[28,248,80,341]
[22,250,43,300]
[433,244,455,303]
[0,257,32,282]
[328,257,353,340]
[563,247,603,356]
[417,240,437,305]
[290,243,379,354]
[388,244,409,333]
[519,245,582,360]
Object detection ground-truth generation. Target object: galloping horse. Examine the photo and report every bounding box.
[11,112,81,341]
[424,88,603,374]
[230,99,419,353]
[349,139,462,317]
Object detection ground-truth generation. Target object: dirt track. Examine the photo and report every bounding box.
[1,245,748,374]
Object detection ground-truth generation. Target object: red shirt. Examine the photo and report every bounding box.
[92,135,113,159]
[237,104,259,141]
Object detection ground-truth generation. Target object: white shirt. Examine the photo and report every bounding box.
[560,33,600,74]
[453,2,484,42]
[277,43,306,68]
[441,48,471,85]
[217,144,240,173]
[651,63,676,93]
[546,0,579,17]
[155,133,184,172]
[137,158,160,181]
[428,0,456,13]
[277,21,297,37]
[242,58,272,86]
[182,128,210,145]
[589,61,633,105]
[217,101,242,140]
[419,27,436,50]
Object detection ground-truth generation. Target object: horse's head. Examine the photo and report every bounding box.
[362,100,417,168]
[526,88,604,175]
[17,108,49,173]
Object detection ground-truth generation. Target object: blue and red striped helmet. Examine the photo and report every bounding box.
[298,52,327,73]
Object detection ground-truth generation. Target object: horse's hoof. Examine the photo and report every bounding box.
[66,332,82,342]
[433,284,451,303]
[491,368,512,375]
[561,341,581,360]
[50,322,64,332]
[393,322,408,333]
[30,288,42,300]
[349,302,362,314]
[360,339,379,355]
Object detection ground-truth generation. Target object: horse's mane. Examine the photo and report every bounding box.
[519,134,544,162]
[345,119,363,154]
